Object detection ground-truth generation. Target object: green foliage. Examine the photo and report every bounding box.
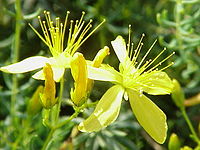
[0,0,200,150]
[157,0,200,90]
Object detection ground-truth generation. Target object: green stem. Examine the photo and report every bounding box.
[55,101,98,129]
[55,77,65,123]
[55,110,79,129]
[181,108,200,144]
[41,99,98,149]
[41,128,55,150]
[175,0,185,58]
[11,0,21,124]
[41,111,79,150]
[41,77,65,150]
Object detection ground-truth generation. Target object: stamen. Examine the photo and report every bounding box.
[62,11,70,47]
[29,10,105,57]
[68,20,74,45]
[38,16,51,46]
[145,47,167,69]
[78,19,106,49]
[137,39,157,69]
[160,62,174,71]
[70,22,92,55]
[44,11,50,28]
[127,24,131,55]
[60,23,63,51]
[28,23,50,48]
[148,52,175,72]
[133,42,143,64]
[132,34,145,64]
[77,11,85,28]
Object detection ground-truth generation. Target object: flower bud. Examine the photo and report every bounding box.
[92,46,110,68]
[70,53,87,106]
[27,85,44,115]
[87,46,110,93]
[180,146,193,150]
[171,79,185,109]
[40,63,56,109]
[168,133,181,150]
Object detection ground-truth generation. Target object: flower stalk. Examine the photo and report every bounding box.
[11,0,22,125]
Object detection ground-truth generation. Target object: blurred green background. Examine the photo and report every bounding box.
[0,0,200,149]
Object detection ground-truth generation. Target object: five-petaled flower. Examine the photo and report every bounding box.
[0,11,105,82]
[78,26,174,144]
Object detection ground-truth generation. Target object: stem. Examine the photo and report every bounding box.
[175,0,185,58]
[55,101,98,129]
[41,99,98,149]
[181,108,200,144]
[42,77,65,150]
[55,111,79,129]
[55,77,65,123]
[11,0,21,124]
[41,111,79,150]
[41,128,55,150]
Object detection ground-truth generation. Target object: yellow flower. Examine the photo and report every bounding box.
[78,26,174,144]
[0,11,105,82]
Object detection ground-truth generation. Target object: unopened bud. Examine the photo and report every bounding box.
[168,133,181,150]
[40,63,56,109]
[87,46,110,93]
[171,79,185,109]
[27,85,43,115]
[180,146,193,150]
[70,53,87,106]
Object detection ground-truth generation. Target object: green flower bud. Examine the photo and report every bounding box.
[27,85,43,116]
[180,146,193,150]
[168,133,181,150]
[171,79,185,109]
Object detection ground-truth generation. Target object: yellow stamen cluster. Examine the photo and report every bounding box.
[123,25,175,89]
[124,25,175,76]
[29,11,105,57]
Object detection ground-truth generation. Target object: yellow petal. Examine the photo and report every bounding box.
[78,85,124,132]
[111,36,127,64]
[128,89,167,144]
[88,65,122,84]
[137,71,173,95]
[32,67,65,82]
[0,56,49,73]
